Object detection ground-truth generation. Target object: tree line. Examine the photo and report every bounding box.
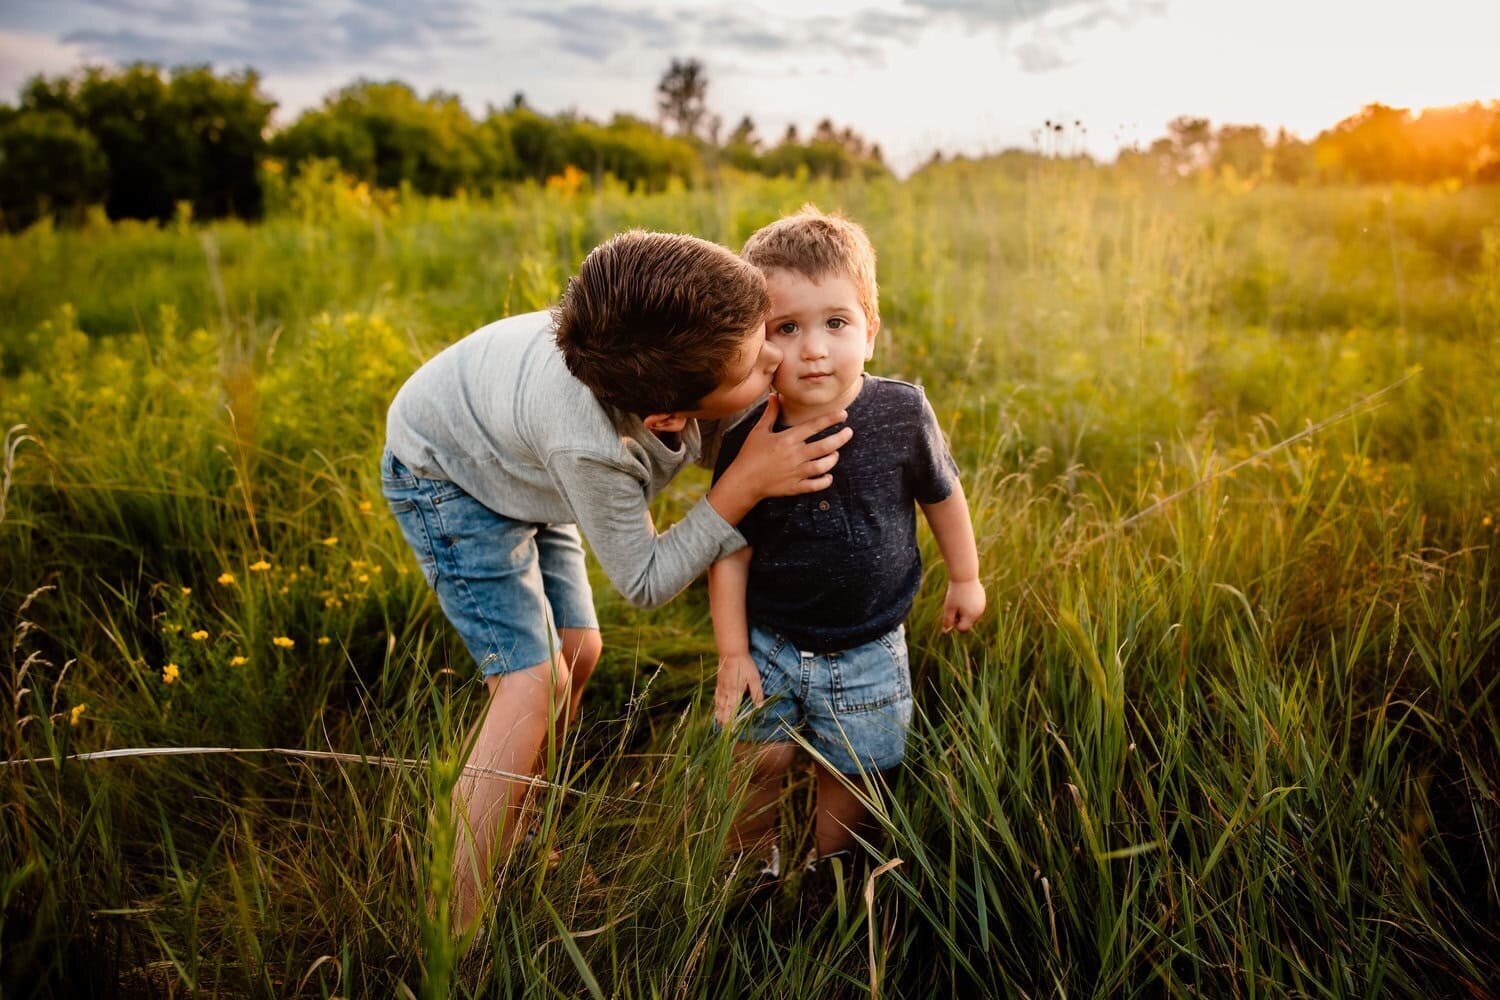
[0,60,887,230]
[1109,105,1500,186]
[1,60,1496,230]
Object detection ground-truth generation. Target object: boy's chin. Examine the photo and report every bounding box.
[775,380,846,409]
[770,383,800,401]
[772,387,816,408]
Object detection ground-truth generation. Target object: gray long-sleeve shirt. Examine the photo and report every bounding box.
[385,311,746,609]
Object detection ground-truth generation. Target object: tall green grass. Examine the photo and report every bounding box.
[2,166,1497,996]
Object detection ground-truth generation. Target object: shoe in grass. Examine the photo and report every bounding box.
[727,845,783,913]
[799,849,871,919]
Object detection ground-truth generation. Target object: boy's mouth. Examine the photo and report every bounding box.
[800,372,832,381]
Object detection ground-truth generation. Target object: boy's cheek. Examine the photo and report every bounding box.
[771,368,800,396]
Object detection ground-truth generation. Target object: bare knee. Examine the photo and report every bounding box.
[561,628,602,688]
[548,655,573,706]
[496,656,572,710]
[741,742,796,783]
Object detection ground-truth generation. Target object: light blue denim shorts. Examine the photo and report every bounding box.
[380,448,598,677]
[735,623,913,775]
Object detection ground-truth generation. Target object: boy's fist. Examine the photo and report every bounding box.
[714,652,765,726]
[941,579,986,633]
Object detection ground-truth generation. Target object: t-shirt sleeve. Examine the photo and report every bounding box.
[908,390,960,505]
[547,450,746,609]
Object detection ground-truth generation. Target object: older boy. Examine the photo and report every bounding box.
[709,208,985,872]
[383,231,853,933]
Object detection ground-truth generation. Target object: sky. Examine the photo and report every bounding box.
[1,0,1496,173]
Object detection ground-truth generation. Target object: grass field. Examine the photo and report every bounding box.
[2,165,1498,997]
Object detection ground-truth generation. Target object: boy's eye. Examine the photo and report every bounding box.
[827,317,847,330]
[774,322,798,336]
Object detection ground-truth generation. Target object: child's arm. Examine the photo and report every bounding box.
[920,480,986,633]
[548,399,851,611]
[708,548,763,726]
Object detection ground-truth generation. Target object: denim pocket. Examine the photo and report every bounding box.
[386,491,439,585]
[380,448,419,491]
[830,629,911,714]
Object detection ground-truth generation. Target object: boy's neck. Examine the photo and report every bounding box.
[777,375,865,426]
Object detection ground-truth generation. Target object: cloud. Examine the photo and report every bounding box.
[1013,38,1069,72]
[62,27,258,68]
[8,0,915,86]
[900,0,1072,30]
[515,5,682,62]
[901,0,1167,73]
[852,8,928,40]
[513,4,894,69]
[0,30,89,92]
[41,0,488,74]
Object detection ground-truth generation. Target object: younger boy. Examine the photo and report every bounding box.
[382,231,854,933]
[709,208,985,871]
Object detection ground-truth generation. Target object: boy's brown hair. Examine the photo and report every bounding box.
[555,231,770,415]
[740,205,879,324]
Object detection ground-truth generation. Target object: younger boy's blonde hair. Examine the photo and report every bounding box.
[741,205,879,324]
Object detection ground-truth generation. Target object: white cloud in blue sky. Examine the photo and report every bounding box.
[1,0,1496,172]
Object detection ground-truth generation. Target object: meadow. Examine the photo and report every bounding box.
[1,164,1497,997]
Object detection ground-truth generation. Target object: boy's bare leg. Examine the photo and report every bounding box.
[812,762,872,858]
[730,741,796,861]
[556,627,603,737]
[450,655,570,936]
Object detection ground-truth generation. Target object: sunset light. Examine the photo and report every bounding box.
[4,0,1497,996]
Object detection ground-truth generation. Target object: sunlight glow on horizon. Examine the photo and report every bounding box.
[1,0,1497,172]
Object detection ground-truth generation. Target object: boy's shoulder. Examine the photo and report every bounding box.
[861,374,928,402]
[854,374,933,424]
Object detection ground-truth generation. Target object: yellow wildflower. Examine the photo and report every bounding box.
[356,573,369,584]
[162,623,183,634]
[321,536,339,546]
[1484,515,1493,528]
[272,636,294,650]
[317,636,331,646]
[190,630,209,641]
[371,564,383,574]
[162,662,181,684]
[357,500,374,513]
[324,596,343,609]
[229,655,248,667]
[218,572,236,586]
[180,587,192,596]
[70,704,88,726]
[249,560,272,572]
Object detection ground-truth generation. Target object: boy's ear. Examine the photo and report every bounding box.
[643,412,690,434]
[865,316,881,360]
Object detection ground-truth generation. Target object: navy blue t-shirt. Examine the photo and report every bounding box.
[712,375,959,653]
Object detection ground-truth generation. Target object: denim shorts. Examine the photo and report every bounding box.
[380,448,598,677]
[734,623,913,775]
